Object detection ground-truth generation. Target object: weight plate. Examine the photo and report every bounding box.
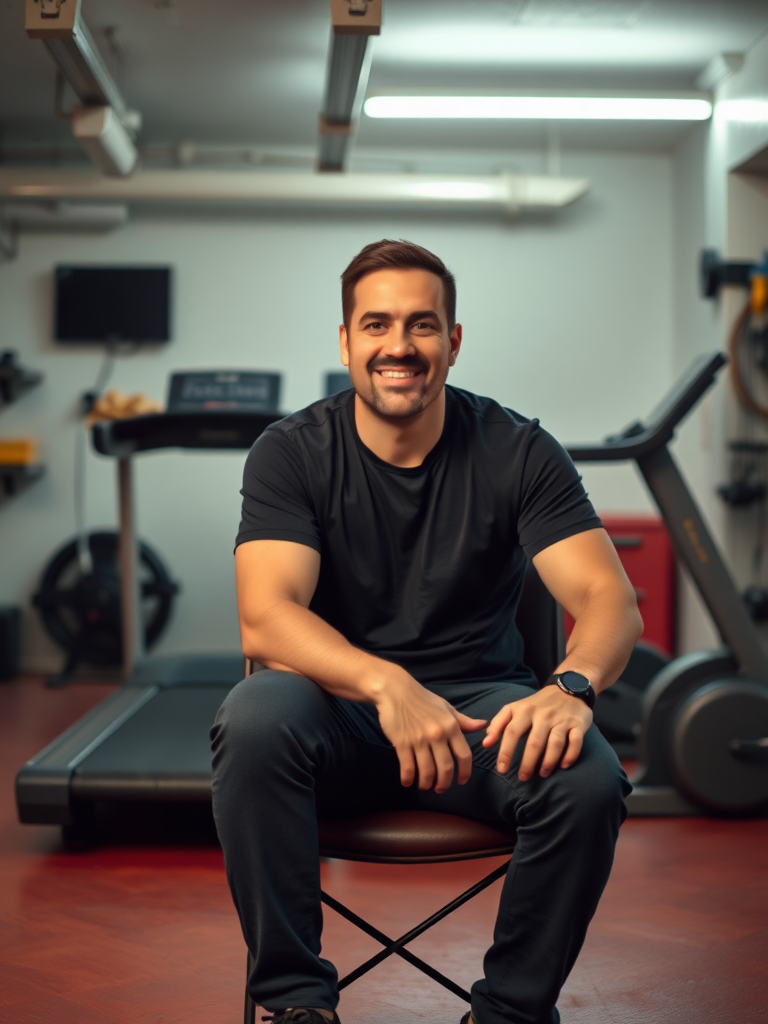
[672,680,768,814]
[34,532,178,663]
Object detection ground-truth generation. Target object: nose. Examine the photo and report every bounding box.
[383,323,416,358]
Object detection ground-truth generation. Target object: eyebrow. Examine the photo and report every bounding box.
[357,309,442,325]
[358,311,393,324]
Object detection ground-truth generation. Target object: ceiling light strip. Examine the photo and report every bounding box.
[364,96,712,121]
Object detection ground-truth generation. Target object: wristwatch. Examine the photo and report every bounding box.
[546,670,596,709]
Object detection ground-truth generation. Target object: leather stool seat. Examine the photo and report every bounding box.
[319,810,516,864]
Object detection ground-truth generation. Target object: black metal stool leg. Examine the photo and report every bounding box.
[244,949,257,1024]
[243,861,509,1013]
[323,858,510,1002]
[323,890,471,1001]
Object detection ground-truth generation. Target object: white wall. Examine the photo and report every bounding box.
[0,150,673,671]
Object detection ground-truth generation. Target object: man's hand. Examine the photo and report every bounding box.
[482,686,593,781]
[373,673,486,793]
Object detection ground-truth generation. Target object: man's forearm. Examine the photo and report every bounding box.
[555,590,643,695]
[241,600,405,703]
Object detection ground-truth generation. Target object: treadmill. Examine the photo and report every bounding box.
[16,407,281,830]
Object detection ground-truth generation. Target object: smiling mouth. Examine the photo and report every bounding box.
[375,368,422,379]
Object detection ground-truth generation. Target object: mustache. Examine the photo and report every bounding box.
[368,356,429,373]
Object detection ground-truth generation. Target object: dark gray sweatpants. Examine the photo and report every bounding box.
[210,670,631,1024]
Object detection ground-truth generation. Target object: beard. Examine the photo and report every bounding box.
[357,356,431,419]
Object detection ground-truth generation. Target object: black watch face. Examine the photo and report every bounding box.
[559,671,591,694]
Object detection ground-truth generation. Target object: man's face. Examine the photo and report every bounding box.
[339,268,461,421]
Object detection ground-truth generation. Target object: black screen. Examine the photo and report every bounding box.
[55,266,172,343]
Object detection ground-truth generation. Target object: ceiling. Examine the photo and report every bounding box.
[1,0,768,165]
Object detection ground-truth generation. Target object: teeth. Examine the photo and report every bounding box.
[379,370,417,378]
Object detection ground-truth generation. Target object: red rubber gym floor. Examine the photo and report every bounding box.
[1,675,766,1024]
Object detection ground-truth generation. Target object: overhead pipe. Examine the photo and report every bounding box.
[0,168,590,214]
[0,201,128,231]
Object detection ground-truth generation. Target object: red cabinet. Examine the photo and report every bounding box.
[563,515,676,656]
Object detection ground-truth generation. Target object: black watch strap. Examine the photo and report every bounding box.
[546,671,596,709]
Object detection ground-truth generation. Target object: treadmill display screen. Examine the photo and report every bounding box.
[166,371,282,413]
[55,265,172,344]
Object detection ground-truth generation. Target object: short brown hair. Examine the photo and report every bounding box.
[341,239,457,330]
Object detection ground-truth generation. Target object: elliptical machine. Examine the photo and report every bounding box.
[569,351,768,816]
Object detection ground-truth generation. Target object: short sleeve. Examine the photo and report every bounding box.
[517,424,602,559]
[235,426,321,552]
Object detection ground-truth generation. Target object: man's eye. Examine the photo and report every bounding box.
[366,321,385,330]
[414,321,436,330]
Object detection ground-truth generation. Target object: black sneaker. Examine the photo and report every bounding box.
[263,1011,340,1024]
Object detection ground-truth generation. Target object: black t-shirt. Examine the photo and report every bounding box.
[236,386,601,686]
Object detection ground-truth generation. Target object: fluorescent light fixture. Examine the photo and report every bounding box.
[72,107,140,177]
[25,0,141,177]
[26,0,127,115]
[319,0,381,171]
[719,99,768,124]
[364,95,712,121]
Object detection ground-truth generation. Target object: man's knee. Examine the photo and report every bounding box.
[211,669,329,765]
[550,727,630,827]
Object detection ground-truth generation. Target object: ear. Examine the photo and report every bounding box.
[339,324,350,367]
[448,323,462,367]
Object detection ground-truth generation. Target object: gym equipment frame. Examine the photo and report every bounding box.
[569,351,768,815]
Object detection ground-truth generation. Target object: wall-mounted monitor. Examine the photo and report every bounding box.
[54,265,173,344]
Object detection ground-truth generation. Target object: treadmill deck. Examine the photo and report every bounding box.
[16,657,243,826]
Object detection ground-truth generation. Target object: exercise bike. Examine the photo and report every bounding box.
[569,351,768,816]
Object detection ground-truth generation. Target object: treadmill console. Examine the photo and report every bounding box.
[167,371,281,413]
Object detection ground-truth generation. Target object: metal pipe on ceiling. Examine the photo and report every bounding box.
[1,201,128,231]
[319,0,382,172]
[0,169,590,214]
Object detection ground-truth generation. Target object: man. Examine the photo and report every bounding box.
[211,240,640,1024]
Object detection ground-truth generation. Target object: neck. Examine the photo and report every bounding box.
[354,389,447,468]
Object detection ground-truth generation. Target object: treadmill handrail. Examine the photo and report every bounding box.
[92,410,285,456]
[567,352,727,463]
